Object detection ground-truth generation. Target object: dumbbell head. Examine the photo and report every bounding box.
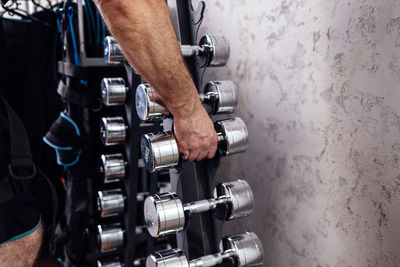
[214,179,253,220]
[146,232,263,267]
[97,225,124,252]
[215,117,248,156]
[203,80,238,114]
[101,78,127,106]
[146,249,188,267]
[97,189,125,218]
[199,34,230,67]
[144,192,185,238]
[141,117,248,172]
[141,131,179,173]
[100,117,127,146]
[97,258,123,267]
[135,84,165,121]
[221,232,264,266]
[100,153,125,182]
[104,36,124,64]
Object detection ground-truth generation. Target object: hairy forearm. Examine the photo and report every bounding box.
[95,0,201,117]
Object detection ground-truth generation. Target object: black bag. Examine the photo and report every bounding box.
[0,95,57,245]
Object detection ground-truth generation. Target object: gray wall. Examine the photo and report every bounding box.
[193,0,400,266]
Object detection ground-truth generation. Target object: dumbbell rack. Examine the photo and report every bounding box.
[57,1,171,266]
[172,0,224,258]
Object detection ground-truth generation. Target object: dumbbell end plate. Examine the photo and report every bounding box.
[144,195,161,237]
[136,84,150,120]
[141,134,155,172]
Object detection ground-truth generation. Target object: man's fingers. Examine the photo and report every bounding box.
[195,150,208,161]
[187,150,199,162]
[207,144,218,159]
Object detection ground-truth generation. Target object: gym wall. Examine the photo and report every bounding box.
[195,0,400,266]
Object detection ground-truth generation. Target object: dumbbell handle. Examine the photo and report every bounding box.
[189,250,236,267]
[180,45,206,57]
[183,195,230,214]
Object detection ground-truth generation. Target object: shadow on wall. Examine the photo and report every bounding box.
[194,0,400,266]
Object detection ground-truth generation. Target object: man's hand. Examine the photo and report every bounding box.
[94,0,218,161]
[173,101,218,161]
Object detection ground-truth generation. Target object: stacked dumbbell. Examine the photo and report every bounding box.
[94,41,135,265]
[129,30,264,266]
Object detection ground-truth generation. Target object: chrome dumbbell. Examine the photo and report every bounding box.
[98,189,125,218]
[146,232,263,267]
[97,258,123,267]
[144,179,253,237]
[100,117,127,146]
[104,36,124,64]
[141,117,248,172]
[98,189,149,218]
[135,81,237,121]
[100,153,126,183]
[104,34,230,67]
[101,78,129,106]
[98,225,146,252]
[97,224,124,252]
[97,257,145,267]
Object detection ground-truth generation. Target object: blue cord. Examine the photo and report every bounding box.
[67,7,81,66]
[85,0,96,42]
[83,3,93,46]
[95,8,100,45]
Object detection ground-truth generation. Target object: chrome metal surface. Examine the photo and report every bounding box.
[217,117,248,156]
[101,153,125,182]
[141,117,247,172]
[144,179,252,236]
[101,78,128,106]
[136,84,165,121]
[146,249,189,267]
[147,232,262,267]
[141,132,179,172]
[137,80,237,121]
[144,192,185,238]
[214,180,253,220]
[100,117,127,146]
[199,34,230,67]
[104,36,124,64]
[97,258,123,267]
[97,225,124,252]
[97,189,125,218]
[203,81,238,114]
[222,232,264,267]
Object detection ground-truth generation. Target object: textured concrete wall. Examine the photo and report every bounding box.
[193,0,400,266]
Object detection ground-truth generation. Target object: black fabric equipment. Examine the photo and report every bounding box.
[43,111,83,167]
[0,96,58,245]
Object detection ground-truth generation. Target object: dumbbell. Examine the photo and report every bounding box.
[99,153,149,183]
[98,224,146,252]
[146,232,263,267]
[101,78,128,106]
[141,117,248,172]
[97,189,149,218]
[104,34,230,67]
[104,36,124,64]
[97,224,124,252]
[97,257,145,267]
[135,81,237,121]
[144,179,253,237]
[100,117,127,146]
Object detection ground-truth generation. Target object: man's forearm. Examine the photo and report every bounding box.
[95,0,201,118]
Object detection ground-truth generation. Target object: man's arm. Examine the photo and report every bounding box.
[94,0,218,161]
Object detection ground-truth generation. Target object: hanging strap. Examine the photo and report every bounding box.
[57,80,100,109]
[0,96,36,180]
